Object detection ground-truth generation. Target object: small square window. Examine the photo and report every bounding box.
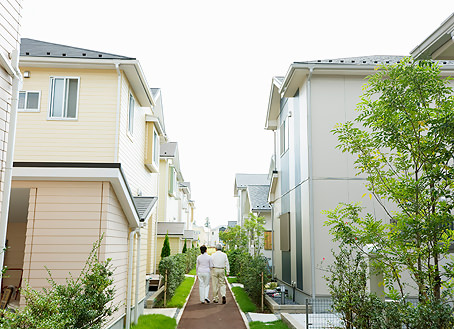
[18,91,41,112]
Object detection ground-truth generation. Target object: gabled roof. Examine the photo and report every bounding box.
[247,185,271,212]
[157,221,185,235]
[234,174,269,196]
[295,55,404,65]
[21,38,135,60]
[411,13,454,60]
[133,196,157,221]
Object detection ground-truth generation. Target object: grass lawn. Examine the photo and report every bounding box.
[188,267,196,275]
[231,286,257,313]
[166,276,195,308]
[131,314,176,329]
[227,276,238,284]
[249,320,289,329]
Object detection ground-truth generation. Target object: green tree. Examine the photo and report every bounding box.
[244,213,266,256]
[326,58,454,307]
[182,239,187,253]
[161,233,171,258]
[219,225,248,250]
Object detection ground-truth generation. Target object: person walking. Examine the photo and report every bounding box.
[211,243,230,304]
[196,245,211,304]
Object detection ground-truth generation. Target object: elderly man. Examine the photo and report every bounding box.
[210,243,230,304]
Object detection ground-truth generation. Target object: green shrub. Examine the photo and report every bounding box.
[226,248,248,277]
[158,248,198,299]
[237,253,269,304]
[182,239,187,253]
[161,233,171,258]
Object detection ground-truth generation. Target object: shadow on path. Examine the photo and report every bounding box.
[178,278,246,329]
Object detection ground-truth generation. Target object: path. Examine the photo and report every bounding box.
[177,278,246,329]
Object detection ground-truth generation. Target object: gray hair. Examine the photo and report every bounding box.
[216,243,222,250]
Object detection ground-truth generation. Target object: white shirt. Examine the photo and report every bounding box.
[197,253,211,275]
[211,250,230,274]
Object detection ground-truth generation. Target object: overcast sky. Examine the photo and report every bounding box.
[21,0,454,227]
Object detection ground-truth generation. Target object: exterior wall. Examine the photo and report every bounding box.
[15,67,118,162]
[3,222,26,290]
[117,73,157,196]
[146,210,158,274]
[10,180,144,326]
[155,235,182,271]
[158,159,168,221]
[0,0,22,226]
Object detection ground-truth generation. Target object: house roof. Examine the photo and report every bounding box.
[20,38,135,60]
[133,196,157,221]
[247,185,272,212]
[295,55,405,66]
[235,174,269,189]
[411,13,454,60]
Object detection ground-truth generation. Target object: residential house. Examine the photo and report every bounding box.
[155,142,196,269]
[264,56,433,301]
[0,0,23,274]
[234,173,272,263]
[193,223,210,246]
[210,224,227,247]
[6,38,166,328]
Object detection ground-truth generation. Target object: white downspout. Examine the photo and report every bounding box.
[114,63,121,163]
[307,66,316,298]
[134,228,141,324]
[0,48,22,275]
[126,228,139,329]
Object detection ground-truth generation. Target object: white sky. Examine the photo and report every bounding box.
[21,0,454,227]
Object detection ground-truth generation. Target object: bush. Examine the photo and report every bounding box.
[0,238,117,329]
[158,248,198,299]
[226,248,248,277]
[161,233,171,258]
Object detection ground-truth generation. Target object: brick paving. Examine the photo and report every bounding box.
[178,278,246,329]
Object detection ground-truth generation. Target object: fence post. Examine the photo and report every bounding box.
[306,299,309,329]
[164,270,168,307]
[261,271,264,312]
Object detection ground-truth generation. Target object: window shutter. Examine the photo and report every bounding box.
[280,212,290,251]
[264,231,272,250]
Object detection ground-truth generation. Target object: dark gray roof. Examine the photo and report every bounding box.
[235,174,269,189]
[297,55,454,66]
[133,196,157,221]
[247,185,271,212]
[160,142,178,157]
[20,38,135,60]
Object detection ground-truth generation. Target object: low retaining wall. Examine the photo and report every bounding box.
[264,295,310,314]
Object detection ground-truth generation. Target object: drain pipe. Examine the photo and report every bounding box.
[114,63,121,163]
[307,66,316,298]
[126,228,139,329]
[134,227,142,324]
[0,48,22,275]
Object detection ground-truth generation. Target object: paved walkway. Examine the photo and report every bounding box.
[177,278,246,329]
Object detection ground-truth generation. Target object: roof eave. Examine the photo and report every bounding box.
[411,13,454,60]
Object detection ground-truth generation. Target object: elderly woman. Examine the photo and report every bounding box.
[196,245,211,304]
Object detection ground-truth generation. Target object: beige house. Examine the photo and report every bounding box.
[0,0,23,275]
[5,39,166,328]
[155,142,196,270]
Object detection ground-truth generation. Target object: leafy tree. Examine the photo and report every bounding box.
[326,58,454,308]
[161,233,171,259]
[182,239,187,253]
[219,225,248,250]
[244,213,266,256]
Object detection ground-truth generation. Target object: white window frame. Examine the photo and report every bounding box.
[128,93,135,136]
[18,90,41,112]
[280,118,289,156]
[48,76,80,120]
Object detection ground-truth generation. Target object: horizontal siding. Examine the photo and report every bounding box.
[118,74,158,196]
[14,67,117,162]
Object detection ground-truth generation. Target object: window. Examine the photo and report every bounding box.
[152,127,159,165]
[264,231,272,250]
[128,94,135,134]
[18,91,40,112]
[49,77,79,119]
[169,166,177,196]
[280,118,289,156]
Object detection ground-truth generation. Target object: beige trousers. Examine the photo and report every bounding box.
[211,268,226,301]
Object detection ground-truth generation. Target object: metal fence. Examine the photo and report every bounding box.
[305,298,342,329]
